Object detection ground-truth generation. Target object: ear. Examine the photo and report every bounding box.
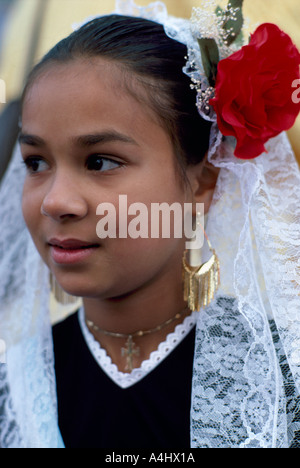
[185,155,220,215]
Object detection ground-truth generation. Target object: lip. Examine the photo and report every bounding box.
[48,238,100,264]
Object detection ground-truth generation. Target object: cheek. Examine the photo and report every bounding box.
[109,201,186,270]
[101,235,184,297]
[22,182,42,237]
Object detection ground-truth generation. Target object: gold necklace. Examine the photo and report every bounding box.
[86,307,190,372]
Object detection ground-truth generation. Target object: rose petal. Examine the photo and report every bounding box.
[211,22,300,159]
[234,137,267,160]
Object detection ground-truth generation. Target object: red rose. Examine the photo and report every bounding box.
[210,23,300,159]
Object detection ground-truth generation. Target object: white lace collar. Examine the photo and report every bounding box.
[78,307,197,389]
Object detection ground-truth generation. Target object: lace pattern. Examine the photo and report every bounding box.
[0,146,63,448]
[78,307,198,389]
[190,133,300,448]
[191,296,288,448]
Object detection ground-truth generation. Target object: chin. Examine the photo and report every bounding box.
[55,278,116,300]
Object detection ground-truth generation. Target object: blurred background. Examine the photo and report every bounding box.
[0,0,299,181]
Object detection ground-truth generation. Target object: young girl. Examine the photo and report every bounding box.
[0,0,300,448]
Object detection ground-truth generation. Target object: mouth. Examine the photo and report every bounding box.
[48,238,100,264]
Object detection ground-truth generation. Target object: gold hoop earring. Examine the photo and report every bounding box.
[182,222,220,311]
[49,272,79,306]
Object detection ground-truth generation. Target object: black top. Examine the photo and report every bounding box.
[52,312,195,449]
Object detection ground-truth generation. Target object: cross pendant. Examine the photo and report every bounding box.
[121,335,140,372]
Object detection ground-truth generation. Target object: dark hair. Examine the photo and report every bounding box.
[23,15,211,166]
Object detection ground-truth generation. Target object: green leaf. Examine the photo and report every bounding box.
[222,0,244,47]
[197,38,220,87]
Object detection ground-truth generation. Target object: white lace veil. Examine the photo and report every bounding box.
[0,0,300,448]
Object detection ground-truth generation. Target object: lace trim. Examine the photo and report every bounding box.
[78,307,197,389]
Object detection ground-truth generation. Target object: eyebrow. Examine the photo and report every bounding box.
[18,131,138,147]
[18,133,45,147]
[73,131,138,147]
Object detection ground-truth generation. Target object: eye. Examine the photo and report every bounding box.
[23,157,49,174]
[86,154,121,172]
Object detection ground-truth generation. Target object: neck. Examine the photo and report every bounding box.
[82,268,188,372]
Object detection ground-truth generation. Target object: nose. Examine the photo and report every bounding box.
[41,172,88,221]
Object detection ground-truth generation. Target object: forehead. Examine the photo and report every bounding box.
[21,58,166,147]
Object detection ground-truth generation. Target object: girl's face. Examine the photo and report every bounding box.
[21,59,203,300]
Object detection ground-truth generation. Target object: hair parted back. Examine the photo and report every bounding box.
[22,15,211,166]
